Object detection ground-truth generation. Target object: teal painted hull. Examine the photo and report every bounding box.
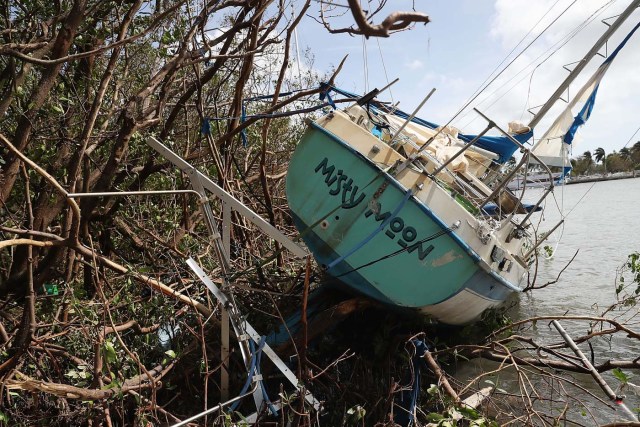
[286,123,496,310]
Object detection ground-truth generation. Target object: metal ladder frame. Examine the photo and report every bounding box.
[146,137,316,421]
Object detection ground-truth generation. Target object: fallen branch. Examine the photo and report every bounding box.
[7,361,175,401]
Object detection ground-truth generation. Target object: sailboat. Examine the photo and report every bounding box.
[285,2,640,325]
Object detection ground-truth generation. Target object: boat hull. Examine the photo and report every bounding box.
[286,121,518,324]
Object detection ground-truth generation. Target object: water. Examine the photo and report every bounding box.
[517,177,640,320]
[457,178,640,424]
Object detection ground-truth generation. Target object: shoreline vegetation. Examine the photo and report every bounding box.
[569,144,640,178]
[567,170,639,185]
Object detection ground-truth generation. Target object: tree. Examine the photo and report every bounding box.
[618,147,633,171]
[594,147,606,174]
[0,0,434,424]
[579,150,593,175]
[632,141,640,166]
[318,0,430,37]
[620,147,632,161]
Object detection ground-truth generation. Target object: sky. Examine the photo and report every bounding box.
[293,0,640,157]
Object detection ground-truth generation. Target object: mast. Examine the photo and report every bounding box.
[528,0,640,129]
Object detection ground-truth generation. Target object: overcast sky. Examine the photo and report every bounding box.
[294,0,640,157]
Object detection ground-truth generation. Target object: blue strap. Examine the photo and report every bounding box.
[201,118,211,136]
[240,102,248,147]
[395,339,429,427]
[228,337,279,416]
[229,339,261,412]
[244,89,304,102]
[255,337,278,416]
[319,82,336,110]
[326,189,413,271]
[409,340,428,425]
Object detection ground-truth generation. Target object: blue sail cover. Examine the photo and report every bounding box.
[563,84,599,145]
[389,110,532,163]
[324,84,532,163]
[563,20,640,145]
[531,19,640,167]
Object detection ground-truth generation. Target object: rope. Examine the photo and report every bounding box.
[228,338,263,412]
[376,38,394,106]
[227,162,390,282]
[255,337,278,416]
[456,0,570,127]
[199,83,359,147]
[228,336,277,415]
[395,339,429,427]
[333,226,455,279]
[623,123,640,148]
[362,35,369,93]
[326,189,413,271]
[457,0,613,129]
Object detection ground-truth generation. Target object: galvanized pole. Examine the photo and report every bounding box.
[551,320,639,422]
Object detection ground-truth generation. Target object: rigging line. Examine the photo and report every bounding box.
[464,0,564,106]
[493,0,615,123]
[293,21,303,87]
[459,0,615,128]
[326,189,414,271]
[480,0,615,124]
[362,34,369,93]
[462,0,588,126]
[451,0,579,129]
[541,221,565,260]
[331,227,454,278]
[622,123,640,148]
[376,37,394,106]
[564,181,597,218]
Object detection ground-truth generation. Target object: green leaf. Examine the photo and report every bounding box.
[426,413,445,422]
[164,349,176,359]
[458,405,479,419]
[103,341,117,364]
[427,384,439,395]
[612,368,629,384]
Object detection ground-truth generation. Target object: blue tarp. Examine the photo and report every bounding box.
[324,84,532,163]
[390,109,532,163]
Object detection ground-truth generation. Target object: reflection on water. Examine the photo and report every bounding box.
[457,178,640,424]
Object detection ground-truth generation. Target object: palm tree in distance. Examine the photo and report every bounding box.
[630,141,640,176]
[620,147,634,176]
[633,141,640,163]
[594,147,606,174]
[620,147,632,162]
[576,151,593,175]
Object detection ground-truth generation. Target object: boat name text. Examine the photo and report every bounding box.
[364,207,435,261]
[315,158,366,209]
[314,158,435,262]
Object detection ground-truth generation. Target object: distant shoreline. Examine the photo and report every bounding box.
[567,172,639,185]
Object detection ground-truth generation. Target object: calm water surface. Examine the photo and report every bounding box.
[457,178,640,424]
[517,177,640,320]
